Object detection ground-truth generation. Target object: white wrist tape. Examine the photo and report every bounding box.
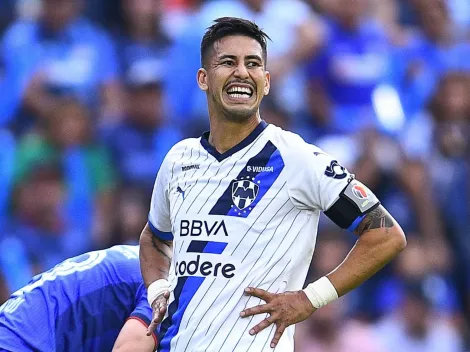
[303,277,338,309]
[147,279,170,306]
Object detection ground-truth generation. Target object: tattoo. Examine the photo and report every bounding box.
[151,236,172,266]
[356,205,394,235]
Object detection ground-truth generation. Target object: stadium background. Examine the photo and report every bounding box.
[0,0,469,350]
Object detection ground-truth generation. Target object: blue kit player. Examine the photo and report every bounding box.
[0,245,156,352]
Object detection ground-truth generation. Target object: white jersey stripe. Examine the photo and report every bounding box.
[230,182,287,255]
[241,199,292,262]
[172,158,216,221]
[216,262,291,351]
[170,146,188,183]
[170,147,201,215]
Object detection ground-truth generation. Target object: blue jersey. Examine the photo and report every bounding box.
[0,245,154,352]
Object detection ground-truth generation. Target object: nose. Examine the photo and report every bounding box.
[234,62,249,79]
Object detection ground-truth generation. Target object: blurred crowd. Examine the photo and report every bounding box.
[0,0,469,350]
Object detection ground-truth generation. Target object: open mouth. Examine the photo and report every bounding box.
[225,84,254,101]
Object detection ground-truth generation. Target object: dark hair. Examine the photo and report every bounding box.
[200,17,271,68]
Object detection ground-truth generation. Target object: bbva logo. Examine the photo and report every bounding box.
[180,220,228,237]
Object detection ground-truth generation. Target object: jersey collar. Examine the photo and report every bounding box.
[200,120,268,162]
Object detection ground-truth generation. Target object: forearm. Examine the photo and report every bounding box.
[112,318,156,352]
[139,223,173,288]
[327,207,406,297]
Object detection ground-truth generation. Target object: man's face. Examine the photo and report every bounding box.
[334,0,366,25]
[197,35,270,122]
[42,0,81,30]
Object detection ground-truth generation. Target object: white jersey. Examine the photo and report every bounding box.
[149,121,353,352]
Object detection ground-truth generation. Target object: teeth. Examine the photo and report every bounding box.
[228,93,251,99]
[227,86,252,95]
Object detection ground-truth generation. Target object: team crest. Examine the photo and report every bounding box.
[232,179,259,210]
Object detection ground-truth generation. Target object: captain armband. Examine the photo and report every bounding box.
[324,179,380,232]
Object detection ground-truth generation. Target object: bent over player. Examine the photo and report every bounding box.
[0,245,156,352]
[139,17,407,352]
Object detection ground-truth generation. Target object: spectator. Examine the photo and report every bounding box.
[115,0,171,73]
[305,0,396,135]
[374,237,460,318]
[13,98,117,247]
[8,162,71,271]
[295,299,386,352]
[397,0,470,116]
[0,0,123,133]
[375,279,464,352]
[106,60,182,191]
[114,186,150,245]
[401,71,470,303]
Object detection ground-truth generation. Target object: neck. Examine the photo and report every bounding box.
[208,113,261,154]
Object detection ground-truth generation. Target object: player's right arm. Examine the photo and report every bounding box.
[140,224,173,335]
[139,153,174,335]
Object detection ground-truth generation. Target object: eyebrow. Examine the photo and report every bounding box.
[218,54,263,62]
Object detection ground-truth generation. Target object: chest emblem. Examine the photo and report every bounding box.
[232,178,259,210]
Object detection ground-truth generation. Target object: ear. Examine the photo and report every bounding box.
[263,71,271,96]
[197,68,208,91]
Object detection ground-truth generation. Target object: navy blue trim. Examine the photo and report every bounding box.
[200,121,268,162]
[347,214,366,232]
[130,312,151,327]
[187,241,228,254]
[209,141,279,216]
[157,276,188,351]
[148,219,174,240]
[186,240,209,253]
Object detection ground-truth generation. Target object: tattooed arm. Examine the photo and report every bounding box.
[326,205,406,297]
[139,223,173,288]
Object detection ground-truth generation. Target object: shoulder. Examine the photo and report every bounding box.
[267,124,322,159]
[165,138,199,158]
[104,245,140,267]
[159,138,199,169]
[98,246,141,281]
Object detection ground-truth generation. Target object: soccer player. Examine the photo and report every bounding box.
[139,17,407,351]
[0,245,156,352]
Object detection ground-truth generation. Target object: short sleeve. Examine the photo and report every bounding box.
[128,284,157,339]
[148,155,173,240]
[287,145,353,212]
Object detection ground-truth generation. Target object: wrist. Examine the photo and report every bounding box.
[147,279,170,306]
[302,276,338,309]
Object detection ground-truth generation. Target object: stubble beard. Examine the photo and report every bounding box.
[211,92,260,123]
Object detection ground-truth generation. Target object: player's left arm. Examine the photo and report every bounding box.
[241,192,406,348]
[326,204,406,296]
[112,318,156,352]
[241,148,406,348]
